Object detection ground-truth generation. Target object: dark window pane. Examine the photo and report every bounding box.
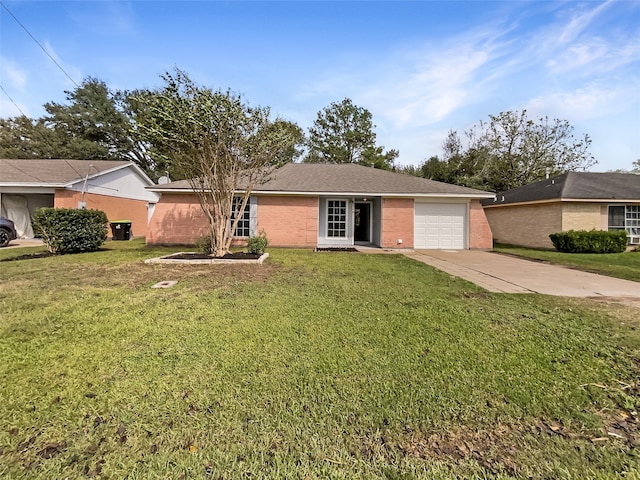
[608,206,625,229]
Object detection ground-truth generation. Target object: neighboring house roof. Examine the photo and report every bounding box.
[0,159,151,187]
[482,172,640,207]
[151,163,494,198]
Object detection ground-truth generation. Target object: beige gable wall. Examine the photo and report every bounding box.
[561,203,602,231]
[484,202,562,248]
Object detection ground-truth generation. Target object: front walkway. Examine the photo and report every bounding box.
[404,249,640,307]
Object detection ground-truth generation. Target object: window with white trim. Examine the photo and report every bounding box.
[327,200,347,238]
[609,205,640,242]
[231,197,251,237]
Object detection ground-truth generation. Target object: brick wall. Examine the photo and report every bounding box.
[484,202,562,248]
[561,203,602,231]
[54,189,151,238]
[147,194,320,247]
[381,198,414,248]
[146,194,207,245]
[468,200,493,249]
[257,196,318,247]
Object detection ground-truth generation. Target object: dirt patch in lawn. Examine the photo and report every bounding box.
[0,251,53,262]
[399,412,638,475]
[587,295,640,309]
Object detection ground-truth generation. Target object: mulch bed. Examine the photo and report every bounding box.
[315,247,359,252]
[163,252,262,260]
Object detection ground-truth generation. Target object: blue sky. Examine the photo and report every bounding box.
[1,0,639,171]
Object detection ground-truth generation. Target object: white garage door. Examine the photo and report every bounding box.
[414,203,466,249]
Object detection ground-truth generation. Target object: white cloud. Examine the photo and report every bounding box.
[546,39,609,73]
[0,57,28,90]
[546,36,640,77]
[359,31,512,130]
[42,41,82,85]
[525,82,639,121]
[0,58,30,117]
[68,1,136,35]
[557,0,614,44]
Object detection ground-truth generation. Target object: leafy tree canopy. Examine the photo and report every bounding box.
[132,69,302,256]
[0,78,162,179]
[0,116,59,159]
[304,98,398,170]
[413,110,596,192]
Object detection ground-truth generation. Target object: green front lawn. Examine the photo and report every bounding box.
[493,243,640,282]
[1,241,639,479]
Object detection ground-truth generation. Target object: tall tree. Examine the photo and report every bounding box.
[413,110,595,191]
[475,110,595,191]
[42,77,134,160]
[0,78,158,175]
[133,69,301,256]
[0,116,61,159]
[304,98,398,170]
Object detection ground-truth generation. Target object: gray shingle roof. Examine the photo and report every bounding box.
[154,163,494,197]
[0,159,132,185]
[482,172,640,206]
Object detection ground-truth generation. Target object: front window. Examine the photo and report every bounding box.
[609,205,640,242]
[327,200,347,237]
[608,206,625,230]
[231,197,250,237]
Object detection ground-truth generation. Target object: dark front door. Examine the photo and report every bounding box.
[354,202,371,242]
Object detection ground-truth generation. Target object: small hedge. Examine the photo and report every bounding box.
[247,230,269,254]
[33,208,108,254]
[549,229,628,254]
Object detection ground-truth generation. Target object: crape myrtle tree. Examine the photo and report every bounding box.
[304,98,398,170]
[418,110,596,192]
[133,69,302,257]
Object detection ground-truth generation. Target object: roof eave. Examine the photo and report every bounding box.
[148,187,494,199]
[72,163,156,187]
[255,190,494,198]
[483,197,640,208]
[0,182,68,188]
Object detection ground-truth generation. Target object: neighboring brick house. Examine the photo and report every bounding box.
[147,163,494,250]
[481,172,640,249]
[0,159,159,239]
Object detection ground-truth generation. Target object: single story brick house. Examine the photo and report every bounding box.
[147,163,494,250]
[0,159,159,238]
[481,172,640,248]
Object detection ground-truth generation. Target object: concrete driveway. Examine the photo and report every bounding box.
[4,238,44,249]
[405,250,640,307]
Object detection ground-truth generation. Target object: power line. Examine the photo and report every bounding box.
[0,1,79,87]
[0,83,27,117]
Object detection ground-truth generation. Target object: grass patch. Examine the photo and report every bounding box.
[1,241,639,479]
[493,243,640,283]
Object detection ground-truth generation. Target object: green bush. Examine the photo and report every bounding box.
[549,229,628,254]
[33,208,108,254]
[247,230,269,254]
[195,235,213,254]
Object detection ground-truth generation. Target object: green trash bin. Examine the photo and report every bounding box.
[110,220,132,240]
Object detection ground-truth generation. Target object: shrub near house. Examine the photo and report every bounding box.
[549,229,628,254]
[33,208,108,254]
